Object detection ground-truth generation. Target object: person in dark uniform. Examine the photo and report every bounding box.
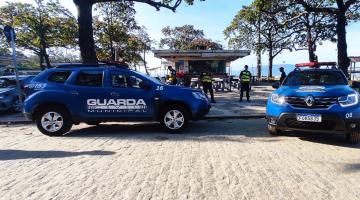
[279,67,287,84]
[200,68,216,103]
[168,66,177,85]
[239,65,252,102]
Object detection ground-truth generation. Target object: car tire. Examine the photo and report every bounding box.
[160,105,189,133]
[35,106,73,136]
[347,132,360,144]
[12,99,22,112]
[267,124,281,136]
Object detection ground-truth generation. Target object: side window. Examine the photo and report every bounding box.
[111,72,143,89]
[48,71,71,83]
[75,71,103,87]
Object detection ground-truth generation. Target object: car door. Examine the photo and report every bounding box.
[105,69,156,119]
[67,69,110,119]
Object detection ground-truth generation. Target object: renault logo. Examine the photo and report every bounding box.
[305,96,315,107]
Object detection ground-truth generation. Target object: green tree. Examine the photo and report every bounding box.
[73,0,203,64]
[93,1,140,61]
[0,1,78,69]
[160,25,223,50]
[225,1,293,78]
[293,0,360,76]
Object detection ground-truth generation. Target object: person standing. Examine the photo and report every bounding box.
[239,65,252,102]
[168,66,177,85]
[279,67,287,84]
[200,69,216,103]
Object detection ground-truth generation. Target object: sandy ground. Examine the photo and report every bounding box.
[1,119,360,200]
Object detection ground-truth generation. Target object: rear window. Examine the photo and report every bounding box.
[48,71,71,83]
[283,71,348,86]
[75,71,103,87]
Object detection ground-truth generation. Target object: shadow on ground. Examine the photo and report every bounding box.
[61,119,360,149]
[285,131,360,149]
[0,150,115,160]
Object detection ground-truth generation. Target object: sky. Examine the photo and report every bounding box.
[2,0,360,75]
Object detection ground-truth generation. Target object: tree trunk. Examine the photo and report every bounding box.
[143,49,149,75]
[306,27,316,62]
[336,11,350,77]
[39,54,45,71]
[256,20,262,79]
[268,54,273,78]
[74,0,98,64]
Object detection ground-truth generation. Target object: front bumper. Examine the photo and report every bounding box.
[267,113,360,134]
[192,104,211,120]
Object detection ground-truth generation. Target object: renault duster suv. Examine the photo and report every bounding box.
[23,64,211,136]
[266,63,360,143]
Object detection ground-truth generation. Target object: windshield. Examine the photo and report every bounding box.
[283,71,348,86]
[131,70,163,85]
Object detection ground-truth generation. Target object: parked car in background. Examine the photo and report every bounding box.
[266,62,360,144]
[0,75,35,112]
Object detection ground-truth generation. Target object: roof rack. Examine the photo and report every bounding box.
[295,62,338,70]
[54,61,129,69]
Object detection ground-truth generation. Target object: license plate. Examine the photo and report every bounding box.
[296,114,322,122]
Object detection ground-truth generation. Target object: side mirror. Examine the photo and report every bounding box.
[272,82,280,89]
[139,81,152,90]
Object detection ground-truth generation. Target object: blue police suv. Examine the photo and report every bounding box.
[23,64,211,136]
[266,62,360,143]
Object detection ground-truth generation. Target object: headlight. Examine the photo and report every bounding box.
[192,92,207,101]
[338,94,359,107]
[271,94,286,105]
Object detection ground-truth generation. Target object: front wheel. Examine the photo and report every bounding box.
[160,105,189,133]
[35,106,73,136]
[347,132,360,144]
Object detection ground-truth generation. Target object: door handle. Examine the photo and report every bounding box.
[110,92,120,97]
[70,91,79,96]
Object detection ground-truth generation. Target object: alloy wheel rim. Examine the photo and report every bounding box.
[41,112,63,132]
[164,110,184,130]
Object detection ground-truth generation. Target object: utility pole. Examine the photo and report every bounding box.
[3,25,23,110]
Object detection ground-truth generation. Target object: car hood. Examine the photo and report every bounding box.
[0,88,15,94]
[163,85,201,93]
[275,85,356,97]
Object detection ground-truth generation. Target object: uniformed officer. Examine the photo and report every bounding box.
[200,69,216,103]
[239,65,252,102]
[279,67,287,84]
[168,66,177,85]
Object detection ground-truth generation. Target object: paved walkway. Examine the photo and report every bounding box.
[0,86,272,124]
[1,119,360,200]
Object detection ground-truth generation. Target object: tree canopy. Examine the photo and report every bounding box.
[74,0,204,64]
[160,25,223,50]
[0,0,78,69]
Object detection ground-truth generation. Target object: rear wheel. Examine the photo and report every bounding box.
[347,132,360,144]
[267,124,281,136]
[35,106,73,136]
[160,105,189,133]
[12,99,22,112]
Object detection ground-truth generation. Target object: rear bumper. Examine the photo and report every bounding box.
[267,113,360,134]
